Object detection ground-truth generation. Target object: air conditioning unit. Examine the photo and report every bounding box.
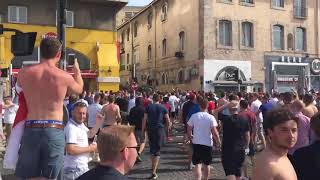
[175,51,184,58]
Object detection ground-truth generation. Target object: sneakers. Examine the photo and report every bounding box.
[149,173,158,179]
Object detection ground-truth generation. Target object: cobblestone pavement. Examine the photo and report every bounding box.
[0,120,232,180]
[127,120,227,180]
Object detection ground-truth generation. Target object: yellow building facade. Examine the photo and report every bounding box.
[0,23,120,92]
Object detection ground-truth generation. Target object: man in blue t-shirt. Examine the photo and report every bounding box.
[142,94,170,179]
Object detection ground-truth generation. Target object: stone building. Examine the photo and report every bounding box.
[116,6,144,27]
[117,0,319,93]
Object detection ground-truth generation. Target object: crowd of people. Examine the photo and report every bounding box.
[2,37,320,180]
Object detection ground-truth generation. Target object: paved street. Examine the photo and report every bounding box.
[0,121,230,180]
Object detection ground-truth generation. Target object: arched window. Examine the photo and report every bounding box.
[179,31,185,51]
[241,22,253,47]
[273,24,284,50]
[162,39,167,57]
[295,27,306,51]
[219,20,232,46]
[147,45,152,61]
[287,33,293,50]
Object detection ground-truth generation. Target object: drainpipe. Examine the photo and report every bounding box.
[153,4,157,87]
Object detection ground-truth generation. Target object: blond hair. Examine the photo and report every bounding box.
[98,125,135,162]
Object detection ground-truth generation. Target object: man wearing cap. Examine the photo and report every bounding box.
[15,38,84,179]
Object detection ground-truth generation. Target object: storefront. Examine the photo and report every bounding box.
[264,55,311,94]
[203,59,262,93]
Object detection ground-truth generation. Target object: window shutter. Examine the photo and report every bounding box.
[8,6,17,22]
[66,11,74,27]
[19,7,27,23]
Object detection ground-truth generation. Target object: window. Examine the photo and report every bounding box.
[177,70,184,84]
[273,25,284,50]
[134,22,138,37]
[133,48,139,63]
[127,53,130,64]
[241,22,254,47]
[8,6,27,23]
[147,45,152,61]
[65,11,74,27]
[240,0,253,4]
[147,13,152,29]
[127,28,130,41]
[272,0,284,8]
[179,31,185,51]
[162,73,168,84]
[55,10,74,27]
[120,54,125,65]
[287,33,293,50]
[161,2,168,21]
[219,20,232,46]
[121,31,125,44]
[294,0,307,18]
[162,39,167,57]
[295,27,306,51]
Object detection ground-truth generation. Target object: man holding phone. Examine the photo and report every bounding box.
[15,37,84,179]
[64,102,103,180]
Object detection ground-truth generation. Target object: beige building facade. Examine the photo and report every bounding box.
[118,0,320,93]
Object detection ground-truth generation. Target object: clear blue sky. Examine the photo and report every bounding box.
[127,0,152,6]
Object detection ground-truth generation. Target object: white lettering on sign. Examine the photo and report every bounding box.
[42,32,58,39]
[277,77,298,82]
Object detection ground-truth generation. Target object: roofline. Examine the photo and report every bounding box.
[117,0,161,30]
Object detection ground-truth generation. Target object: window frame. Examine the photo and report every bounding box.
[55,10,74,27]
[293,0,307,18]
[147,12,152,29]
[271,0,284,9]
[8,6,28,24]
[240,21,254,49]
[162,38,167,57]
[272,24,285,50]
[126,28,130,41]
[147,45,152,61]
[179,31,185,52]
[161,2,168,22]
[295,27,306,52]
[218,19,233,48]
[133,21,138,38]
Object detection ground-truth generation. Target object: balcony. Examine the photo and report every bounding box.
[294,6,307,19]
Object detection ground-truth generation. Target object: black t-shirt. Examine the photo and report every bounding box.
[145,103,168,129]
[115,98,129,112]
[182,101,195,124]
[128,105,145,130]
[77,165,129,180]
[221,114,249,152]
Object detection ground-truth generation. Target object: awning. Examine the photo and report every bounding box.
[210,80,263,86]
[12,69,97,79]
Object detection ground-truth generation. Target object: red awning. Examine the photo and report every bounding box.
[12,69,98,79]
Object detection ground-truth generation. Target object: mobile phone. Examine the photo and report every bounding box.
[68,54,76,66]
[93,135,98,144]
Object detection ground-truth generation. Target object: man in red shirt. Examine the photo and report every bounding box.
[238,99,257,179]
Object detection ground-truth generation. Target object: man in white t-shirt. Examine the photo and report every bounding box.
[87,93,102,129]
[3,96,18,141]
[187,98,221,180]
[169,92,179,119]
[250,93,266,149]
[64,102,102,180]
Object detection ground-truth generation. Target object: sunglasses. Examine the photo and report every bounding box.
[121,145,140,152]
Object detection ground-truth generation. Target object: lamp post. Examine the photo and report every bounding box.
[57,0,67,70]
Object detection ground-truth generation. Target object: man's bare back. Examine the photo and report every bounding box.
[302,105,318,118]
[252,149,297,180]
[18,60,83,121]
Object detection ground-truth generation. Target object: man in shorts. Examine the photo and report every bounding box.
[142,94,170,179]
[187,98,221,180]
[15,37,83,179]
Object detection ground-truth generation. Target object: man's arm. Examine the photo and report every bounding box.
[211,126,221,149]
[88,114,103,138]
[67,59,83,94]
[245,131,250,148]
[141,113,147,134]
[187,125,193,141]
[116,106,122,124]
[65,144,96,155]
[164,113,171,129]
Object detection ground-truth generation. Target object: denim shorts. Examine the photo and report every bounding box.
[15,127,65,179]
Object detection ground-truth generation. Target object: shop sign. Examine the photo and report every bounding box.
[311,59,320,75]
[277,77,298,82]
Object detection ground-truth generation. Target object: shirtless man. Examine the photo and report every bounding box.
[15,38,83,179]
[101,94,121,126]
[302,94,318,118]
[252,108,298,180]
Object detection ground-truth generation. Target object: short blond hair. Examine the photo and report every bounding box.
[98,125,135,162]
